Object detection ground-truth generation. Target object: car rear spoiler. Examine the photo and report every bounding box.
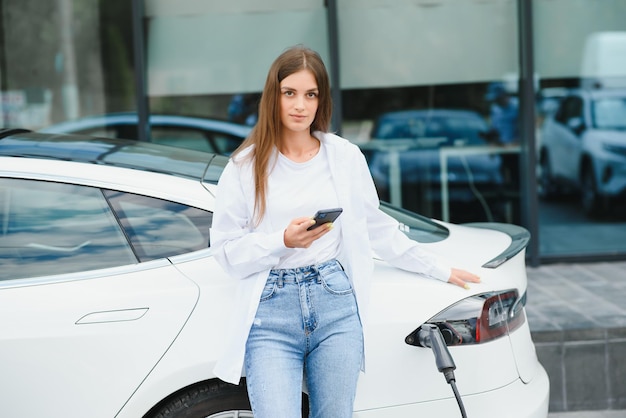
[464,223,530,268]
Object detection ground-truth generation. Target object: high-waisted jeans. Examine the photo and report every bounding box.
[244,259,363,418]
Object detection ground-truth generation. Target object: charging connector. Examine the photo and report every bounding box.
[416,324,468,418]
[418,324,456,382]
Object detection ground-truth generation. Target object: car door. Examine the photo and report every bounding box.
[0,178,202,418]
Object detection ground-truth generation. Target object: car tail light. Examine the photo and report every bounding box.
[406,289,526,347]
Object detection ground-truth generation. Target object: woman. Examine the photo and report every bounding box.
[210,45,480,418]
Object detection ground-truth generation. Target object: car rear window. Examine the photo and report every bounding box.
[380,201,448,243]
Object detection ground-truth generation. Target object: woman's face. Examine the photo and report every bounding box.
[279,69,319,135]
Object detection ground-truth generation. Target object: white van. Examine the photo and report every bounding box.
[581,31,626,89]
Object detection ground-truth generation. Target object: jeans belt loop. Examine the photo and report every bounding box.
[277,270,284,288]
[312,263,322,284]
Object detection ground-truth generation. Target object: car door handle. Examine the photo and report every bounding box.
[75,308,149,324]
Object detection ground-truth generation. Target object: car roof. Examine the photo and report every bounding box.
[371,109,488,142]
[376,109,483,121]
[0,129,228,184]
[40,112,253,138]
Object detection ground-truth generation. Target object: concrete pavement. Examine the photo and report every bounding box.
[525,260,626,415]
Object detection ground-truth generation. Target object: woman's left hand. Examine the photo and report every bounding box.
[447,268,481,289]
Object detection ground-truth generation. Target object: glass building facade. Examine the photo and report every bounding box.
[2,0,626,265]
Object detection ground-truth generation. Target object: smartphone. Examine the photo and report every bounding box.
[307,208,343,231]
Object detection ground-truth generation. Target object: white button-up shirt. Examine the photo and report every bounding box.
[210,131,451,384]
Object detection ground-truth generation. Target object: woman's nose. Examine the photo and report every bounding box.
[294,95,305,110]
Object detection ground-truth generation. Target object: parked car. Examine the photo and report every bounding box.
[538,88,626,216]
[40,112,252,154]
[366,109,504,222]
[0,129,549,418]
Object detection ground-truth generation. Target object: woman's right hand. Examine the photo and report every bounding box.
[284,216,333,248]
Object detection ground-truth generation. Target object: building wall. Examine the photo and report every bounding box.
[2,0,626,261]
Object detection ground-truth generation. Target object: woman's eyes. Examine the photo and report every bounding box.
[282,91,318,98]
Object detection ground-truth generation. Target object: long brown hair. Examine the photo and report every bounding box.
[233,45,332,225]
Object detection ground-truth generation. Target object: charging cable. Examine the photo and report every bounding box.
[418,324,468,418]
[459,154,494,222]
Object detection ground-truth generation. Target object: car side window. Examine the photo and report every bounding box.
[149,126,243,155]
[150,126,215,153]
[210,132,244,155]
[75,126,120,139]
[593,97,626,129]
[570,97,583,119]
[0,179,136,281]
[555,96,583,125]
[554,97,573,124]
[103,190,212,262]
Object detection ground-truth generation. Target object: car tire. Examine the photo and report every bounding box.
[581,165,603,218]
[150,380,308,418]
[149,380,251,418]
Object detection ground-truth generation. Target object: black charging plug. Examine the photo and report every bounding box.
[418,324,457,383]
[417,324,467,417]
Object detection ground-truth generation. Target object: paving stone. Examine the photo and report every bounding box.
[525,261,626,414]
[564,342,608,411]
[608,340,626,409]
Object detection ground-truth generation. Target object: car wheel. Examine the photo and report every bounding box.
[581,165,603,217]
[538,152,556,199]
[150,380,252,418]
[150,380,309,418]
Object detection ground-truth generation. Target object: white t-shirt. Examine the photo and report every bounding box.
[266,143,341,268]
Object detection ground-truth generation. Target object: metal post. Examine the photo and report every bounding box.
[58,0,80,120]
[326,0,343,135]
[0,0,7,127]
[517,0,539,266]
[132,0,151,142]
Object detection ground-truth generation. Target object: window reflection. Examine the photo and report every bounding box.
[0,179,214,282]
[593,97,626,129]
[364,109,505,222]
[536,21,626,256]
[104,190,212,261]
[379,202,449,244]
[0,179,136,281]
[3,0,625,260]
[0,1,135,130]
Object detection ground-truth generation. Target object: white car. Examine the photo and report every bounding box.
[0,129,549,418]
[538,88,626,217]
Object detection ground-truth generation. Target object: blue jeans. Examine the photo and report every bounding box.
[245,259,363,418]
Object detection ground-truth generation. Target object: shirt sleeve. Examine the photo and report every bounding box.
[210,159,292,279]
[356,150,452,282]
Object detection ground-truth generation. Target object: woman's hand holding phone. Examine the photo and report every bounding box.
[307,208,343,230]
[284,208,342,248]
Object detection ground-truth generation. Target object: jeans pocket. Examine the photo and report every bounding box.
[319,270,353,295]
[259,279,277,302]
